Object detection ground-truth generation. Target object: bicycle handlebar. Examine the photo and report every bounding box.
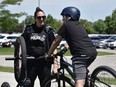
[46,45,68,61]
[56,47,68,56]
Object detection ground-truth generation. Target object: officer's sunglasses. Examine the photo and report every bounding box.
[37,16,46,20]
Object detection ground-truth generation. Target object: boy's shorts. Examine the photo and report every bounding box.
[72,55,96,80]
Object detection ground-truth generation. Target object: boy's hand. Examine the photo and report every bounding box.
[45,55,54,62]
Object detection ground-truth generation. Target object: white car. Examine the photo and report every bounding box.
[0,34,20,46]
[108,41,116,49]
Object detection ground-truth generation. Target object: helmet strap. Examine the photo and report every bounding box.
[67,17,71,21]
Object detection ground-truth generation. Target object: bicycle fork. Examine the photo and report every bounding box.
[57,68,66,87]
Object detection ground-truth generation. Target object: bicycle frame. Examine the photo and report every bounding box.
[5,38,116,87]
[45,49,116,87]
[57,56,96,87]
[58,55,75,80]
[53,48,93,87]
[59,58,116,87]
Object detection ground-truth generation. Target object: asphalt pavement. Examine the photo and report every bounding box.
[0,49,116,87]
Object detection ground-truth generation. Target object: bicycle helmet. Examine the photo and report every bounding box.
[61,6,80,21]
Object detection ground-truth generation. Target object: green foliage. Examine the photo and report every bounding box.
[0,0,22,8]
[0,66,14,73]
[104,9,116,34]
[104,16,111,34]
[0,16,18,33]
[0,0,26,33]
[0,47,114,56]
[93,19,107,34]
[0,0,116,34]
[64,49,114,56]
[45,14,62,31]
[24,15,34,25]
[80,19,96,34]
[0,47,14,55]
[21,14,62,31]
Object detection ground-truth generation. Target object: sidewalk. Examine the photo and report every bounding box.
[0,72,17,86]
[0,53,116,87]
[0,72,39,87]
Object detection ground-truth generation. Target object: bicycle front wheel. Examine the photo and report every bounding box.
[14,36,27,83]
[90,66,116,87]
[42,74,75,87]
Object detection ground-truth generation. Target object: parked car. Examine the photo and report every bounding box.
[90,36,101,48]
[0,35,5,46]
[97,35,116,49]
[2,38,17,47]
[108,41,116,49]
[0,34,19,46]
[97,39,112,49]
[90,35,111,48]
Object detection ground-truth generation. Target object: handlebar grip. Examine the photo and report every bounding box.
[57,47,68,56]
[46,47,68,60]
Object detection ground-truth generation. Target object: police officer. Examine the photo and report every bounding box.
[46,7,97,87]
[21,7,56,87]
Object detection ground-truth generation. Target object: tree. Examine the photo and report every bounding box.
[0,0,22,8]
[104,9,116,34]
[93,19,107,34]
[80,19,95,34]
[110,9,116,33]
[0,0,26,33]
[104,16,111,34]
[45,14,62,31]
[24,15,34,25]
[0,16,18,33]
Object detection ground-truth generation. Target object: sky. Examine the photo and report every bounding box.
[1,0,116,22]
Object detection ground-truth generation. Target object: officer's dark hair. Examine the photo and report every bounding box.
[34,7,45,19]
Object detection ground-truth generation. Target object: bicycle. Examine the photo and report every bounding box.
[5,36,116,87]
[5,36,44,87]
[42,46,116,87]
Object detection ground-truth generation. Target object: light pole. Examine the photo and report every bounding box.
[38,0,40,7]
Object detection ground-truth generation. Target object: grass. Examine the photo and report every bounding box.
[98,77,116,85]
[0,47,14,55]
[0,47,115,56]
[65,74,116,85]
[0,66,14,73]
[64,49,114,56]
[0,47,115,73]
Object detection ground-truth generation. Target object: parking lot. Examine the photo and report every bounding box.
[89,34,116,50]
[1,33,116,49]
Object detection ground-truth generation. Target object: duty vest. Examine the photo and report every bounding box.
[24,25,53,57]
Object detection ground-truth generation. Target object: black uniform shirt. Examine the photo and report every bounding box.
[22,24,56,57]
[58,21,97,56]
